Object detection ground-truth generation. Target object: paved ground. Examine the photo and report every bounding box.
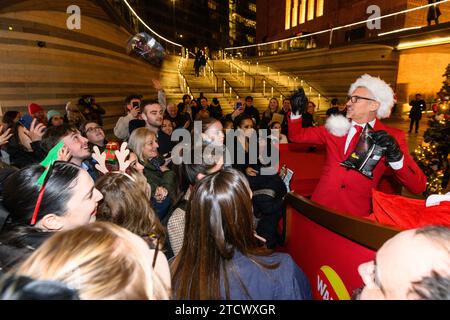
[383,114,430,154]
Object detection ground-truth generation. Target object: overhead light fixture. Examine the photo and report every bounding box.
[397,36,450,50]
[378,26,423,37]
[8,26,13,31]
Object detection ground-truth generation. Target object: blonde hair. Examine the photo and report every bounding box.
[15,222,170,300]
[263,97,280,119]
[128,127,156,163]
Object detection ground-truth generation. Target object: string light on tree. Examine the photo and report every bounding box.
[414,63,450,195]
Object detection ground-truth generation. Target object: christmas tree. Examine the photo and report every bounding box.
[413,64,450,195]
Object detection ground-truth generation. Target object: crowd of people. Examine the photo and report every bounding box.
[0,73,447,300]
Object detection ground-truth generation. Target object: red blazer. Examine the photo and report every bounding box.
[288,117,427,217]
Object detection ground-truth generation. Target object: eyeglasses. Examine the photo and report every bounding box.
[85,126,102,133]
[347,96,377,104]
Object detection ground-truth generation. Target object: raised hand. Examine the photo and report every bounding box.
[152,79,163,91]
[0,126,12,146]
[26,118,46,142]
[291,88,308,115]
[57,145,72,162]
[369,130,403,162]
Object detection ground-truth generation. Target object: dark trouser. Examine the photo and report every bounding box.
[256,211,282,249]
[409,118,420,132]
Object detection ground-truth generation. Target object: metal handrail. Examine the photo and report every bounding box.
[178,57,192,96]
[229,60,287,100]
[222,77,240,99]
[232,59,329,102]
[205,60,219,93]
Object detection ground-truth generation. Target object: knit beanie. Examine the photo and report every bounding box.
[47,110,61,121]
[28,103,44,115]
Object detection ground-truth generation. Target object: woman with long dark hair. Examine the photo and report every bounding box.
[0,162,103,272]
[171,168,311,300]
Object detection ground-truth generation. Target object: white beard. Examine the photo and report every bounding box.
[325,114,352,137]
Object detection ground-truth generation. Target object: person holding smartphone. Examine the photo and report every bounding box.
[114,95,143,141]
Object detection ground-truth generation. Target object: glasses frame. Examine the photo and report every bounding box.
[85,126,103,133]
[347,95,377,104]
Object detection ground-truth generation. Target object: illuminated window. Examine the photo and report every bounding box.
[299,0,306,24]
[307,0,315,21]
[285,0,291,30]
[249,3,256,13]
[291,0,299,27]
[316,0,324,17]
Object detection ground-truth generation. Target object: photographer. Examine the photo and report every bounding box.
[114,94,143,141]
[78,96,105,127]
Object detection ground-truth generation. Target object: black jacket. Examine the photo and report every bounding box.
[6,141,46,169]
[409,100,426,120]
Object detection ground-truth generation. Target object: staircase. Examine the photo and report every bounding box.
[162,55,331,120]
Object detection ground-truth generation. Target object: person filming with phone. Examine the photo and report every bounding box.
[114,95,143,141]
[226,96,260,128]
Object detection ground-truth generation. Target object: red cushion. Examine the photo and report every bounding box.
[367,189,450,229]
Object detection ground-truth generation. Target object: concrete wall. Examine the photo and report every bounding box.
[250,44,400,103]
[0,0,177,132]
[396,43,450,112]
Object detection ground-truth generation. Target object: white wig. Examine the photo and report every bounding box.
[348,74,395,119]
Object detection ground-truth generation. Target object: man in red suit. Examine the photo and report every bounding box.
[288,74,426,217]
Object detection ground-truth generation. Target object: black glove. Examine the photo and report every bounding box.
[290,88,308,115]
[369,130,403,162]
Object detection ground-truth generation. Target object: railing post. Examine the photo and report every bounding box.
[229,87,232,98]
[263,80,266,97]
[223,80,226,95]
[243,72,246,86]
[318,94,321,110]
[214,76,218,93]
[271,87,274,97]
[250,77,255,92]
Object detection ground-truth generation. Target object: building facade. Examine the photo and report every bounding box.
[257,0,450,47]
[132,0,255,50]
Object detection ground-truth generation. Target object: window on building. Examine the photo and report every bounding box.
[249,3,256,13]
[307,0,315,21]
[316,0,324,17]
[285,0,291,30]
[286,0,324,29]
[299,0,306,24]
[291,0,299,27]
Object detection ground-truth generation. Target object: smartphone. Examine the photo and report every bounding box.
[132,101,140,109]
[235,101,242,110]
[18,114,33,130]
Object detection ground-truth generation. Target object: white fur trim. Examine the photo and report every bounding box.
[325,114,352,137]
[348,74,394,119]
